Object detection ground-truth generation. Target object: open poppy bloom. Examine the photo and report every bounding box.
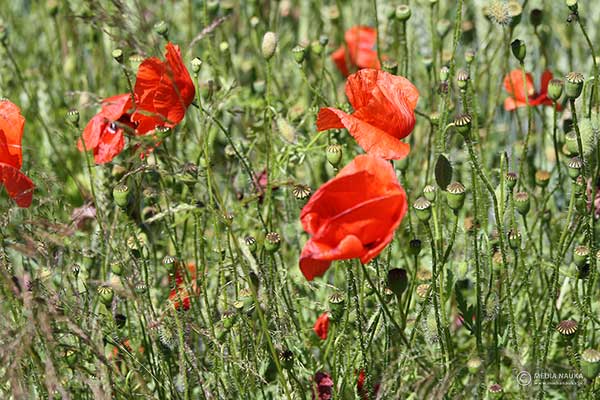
[317,69,419,160]
[132,42,196,135]
[503,69,557,111]
[331,26,380,76]
[168,262,199,311]
[313,312,330,340]
[78,94,135,164]
[299,155,408,280]
[0,100,34,207]
[312,371,334,400]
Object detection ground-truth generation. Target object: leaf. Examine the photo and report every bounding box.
[435,154,452,190]
[455,283,475,334]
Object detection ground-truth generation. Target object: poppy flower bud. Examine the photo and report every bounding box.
[514,191,530,215]
[261,31,278,60]
[581,349,600,380]
[567,156,583,179]
[505,172,517,190]
[264,232,281,253]
[66,109,80,126]
[280,349,294,370]
[423,185,436,202]
[565,72,584,99]
[439,66,450,82]
[436,19,451,38]
[530,8,543,27]
[97,285,114,307]
[465,49,476,64]
[328,292,345,322]
[112,48,124,64]
[413,197,432,222]
[566,0,578,12]
[408,239,422,256]
[245,236,257,254]
[292,45,306,64]
[454,113,472,137]
[326,144,343,167]
[446,181,466,210]
[383,60,398,75]
[387,268,408,297]
[535,170,550,188]
[191,57,203,75]
[574,245,589,268]
[153,20,169,39]
[456,69,470,90]
[507,228,521,250]
[395,5,411,21]
[113,184,130,209]
[510,39,526,62]
[547,78,563,102]
[292,184,311,201]
[556,319,578,337]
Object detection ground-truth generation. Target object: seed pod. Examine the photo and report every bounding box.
[507,228,521,250]
[530,8,543,27]
[565,131,579,155]
[514,192,530,215]
[112,48,124,64]
[511,39,526,62]
[292,184,311,201]
[454,114,472,137]
[326,144,343,167]
[467,357,482,374]
[110,261,123,276]
[387,268,408,297]
[556,319,578,337]
[222,310,236,330]
[191,57,203,75]
[488,383,503,398]
[446,181,466,211]
[547,79,564,101]
[245,236,257,254]
[439,66,450,82]
[505,172,517,190]
[413,197,432,222]
[328,292,345,322]
[113,184,130,209]
[292,45,306,64]
[436,19,451,38]
[416,283,430,301]
[408,239,422,256]
[153,20,169,38]
[423,185,436,202]
[581,349,600,380]
[534,170,550,188]
[382,60,398,75]
[567,157,583,179]
[574,245,589,268]
[66,109,80,126]
[395,4,411,21]
[456,69,470,90]
[566,0,578,12]
[565,72,584,99]
[464,49,476,64]
[397,156,409,172]
[261,31,278,60]
[507,1,523,27]
[264,232,281,253]
[97,285,114,307]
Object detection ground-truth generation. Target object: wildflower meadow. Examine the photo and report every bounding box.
[2,0,600,398]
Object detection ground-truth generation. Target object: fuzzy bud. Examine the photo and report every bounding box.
[261,31,278,60]
[511,39,526,62]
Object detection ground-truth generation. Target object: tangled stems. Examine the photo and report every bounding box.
[517,61,534,189]
[575,14,599,116]
[552,101,562,182]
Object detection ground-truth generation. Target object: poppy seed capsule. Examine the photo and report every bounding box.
[383,60,398,75]
[66,109,80,126]
[245,236,257,254]
[574,245,589,267]
[153,20,169,38]
[505,172,518,190]
[454,114,472,137]
[416,283,430,301]
[565,72,584,99]
[328,292,345,321]
[488,384,503,397]
[530,8,543,27]
[439,66,450,82]
[535,170,550,188]
[508,228,521,250]
[436,19,451,38]
[110,261,123,276]
[222,310,236,330]
[395,5,411,21]
[456,69,470,90]
[97,285,114,306]
[280,349,294,370]
[409,239,422,256]
[547,79,563,101]
[511,39,526,62]
[264,232,281,253]
[565,131,579,155]
[292,45,306,64]
[387,268,408,298]
[567,156,583,179]
[112,48,124,64]
[566,0,578,12]
[326,144,343,167]
[446,181,466,211]
[423,185,436,202]
[465,49,476,64]
[261,31,278,60]
[467,357,482,374]
[581,349,600,380]
[514,192,530,215]
[162,255,176,267]
[113,184,130,209]
[413,197,432,222]
[293,184,311,200]
[191,57,203,74]
[556,319,578,336]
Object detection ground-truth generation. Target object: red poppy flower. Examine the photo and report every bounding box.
[317,69,419,160]
[503,69,558,111]
[299,154,408,280]
[0,100,34,208]
[78,94,135,164]
[312,371,334,400]
[169,262,199,311]
[356,369,380,400]
[132,42,196,134]
[331,26,381,76]
[313,312,330,340]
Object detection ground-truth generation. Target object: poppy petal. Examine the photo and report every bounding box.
[540,70,553,92]
[300,234,364,280]
[503,69,534,101]
[79,114,105,152]
[94,128,125,164]
[331,46,349,77]
[0,162,34,208]
[0,100,25,168]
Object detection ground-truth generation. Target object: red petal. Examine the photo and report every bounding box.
[0,100,25,168]
[93,128,125,164]
[503,69,534,101]
[79,114,106,152]
[345,26,380,70]
[540,70,553,92]
[331,46,349,76]
[313,312,330,340]
[101,94,132,121]
[0,162,34,208]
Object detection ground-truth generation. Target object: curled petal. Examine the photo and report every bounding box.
[0,162,34,208]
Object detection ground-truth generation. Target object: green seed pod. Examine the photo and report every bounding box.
[318,35,329,46]
[567,156,583,179]
[416,283,430,301]
[464,49,476,64]
[153,20,169,38]
[395,4,411,21]
[454,114,472,137]
[326,144,343,167]
[565,131,579,155]
[292,45,306,64]
[456,69,470,90]
[97,285,114,307]
[112,48,124,64]
[514,191,530,215]
[423,185,436,202]
[222,311,236,330]
[245,236,257,254]
[439,66,450,82]
[110,261,123,276]
[488,383,503,398]
[292,184,311,201]
[467,357,482,374]
[574,245,589,268]
[382,60,398,75]
[565,72,584,99]
[261,31,278,60]
[547,78,564,102]
[387,268,408,298]
[310,40,323,56]
[113,184,130,209]
[264,232,281,253]
[566,0,578,12]
[219,41,230,54]
[529,8,543,27]
[505,172,517,190]
[408,239,422,256]
[556,319,578,337]
[328,292,345,322]
[413,197,432,222]
[581,349,600,380]
[535,170,550,188]
[191,57,203,75]
[66,109,80,126]
[446,181,466,211]
[508,228,521,250]
[511,39,526,62]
